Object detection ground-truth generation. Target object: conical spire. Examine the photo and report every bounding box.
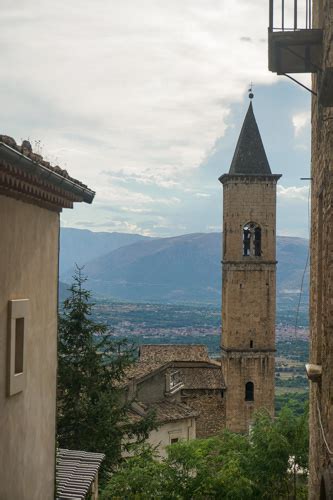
[229,102,271,175]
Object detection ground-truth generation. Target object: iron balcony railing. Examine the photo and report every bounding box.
[269,0,312,32]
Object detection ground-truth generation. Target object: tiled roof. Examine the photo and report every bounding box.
[56,448,104,500]
[130,400,198,423]
[180,365,225,390]
[139,344,210,363]
[0,135,95,207]
[152,400,199,422]
[0,135,86,187]
[120,361,166,385]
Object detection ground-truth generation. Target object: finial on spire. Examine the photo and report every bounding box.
[248,82,254,100]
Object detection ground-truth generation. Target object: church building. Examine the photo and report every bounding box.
[123,97,281,448]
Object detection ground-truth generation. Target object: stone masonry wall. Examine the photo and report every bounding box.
[181,389,225,438]
[309,1,333,497]
[221,176,278,433]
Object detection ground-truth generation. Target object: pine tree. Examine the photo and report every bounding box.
[57,267,154,478]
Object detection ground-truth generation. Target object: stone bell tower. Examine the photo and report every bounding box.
[219,98,281,433]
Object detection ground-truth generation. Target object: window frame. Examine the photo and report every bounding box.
[7,299,29,396]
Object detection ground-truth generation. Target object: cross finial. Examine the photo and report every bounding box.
[248,82,254,100]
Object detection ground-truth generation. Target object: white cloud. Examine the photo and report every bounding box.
[0,1,311,238]
[0,0,276,194]
[195,193,211,198]
[277,185,309,202]
[292,111,311,137]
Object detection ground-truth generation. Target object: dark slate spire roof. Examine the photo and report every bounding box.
[229,102,272,175]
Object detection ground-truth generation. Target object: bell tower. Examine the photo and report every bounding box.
[219,98,281,433]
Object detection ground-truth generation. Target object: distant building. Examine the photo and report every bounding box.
[123,345,225,455]
[0,135,95,499]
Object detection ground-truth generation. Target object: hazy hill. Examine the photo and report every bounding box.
[60,228,151,276]
[61,231,309,305]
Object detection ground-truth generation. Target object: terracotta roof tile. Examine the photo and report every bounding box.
[139,344,210,363]
[56,448,104,500]
[0,135,88,188]
[130,400,198,423]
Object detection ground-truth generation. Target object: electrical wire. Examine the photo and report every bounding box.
[294,182,311,337]
[317,399,333,455]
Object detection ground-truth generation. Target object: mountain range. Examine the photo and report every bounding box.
[60,228,309,305]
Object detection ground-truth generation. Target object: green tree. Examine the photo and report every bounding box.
[57,267,155,479]
[102,407,308,499]
[276,405,309,499]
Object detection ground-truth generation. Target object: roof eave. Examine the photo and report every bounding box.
[0,142,95,204]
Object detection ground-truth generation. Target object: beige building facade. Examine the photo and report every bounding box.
[220,102,281,433]
[124,344,225,456]
[0,136,94,499]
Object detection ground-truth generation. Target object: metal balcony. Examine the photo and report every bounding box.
[268,0,322,74]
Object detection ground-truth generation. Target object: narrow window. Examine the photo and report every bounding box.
[245,381,254,401]
[243,222,261,257]
[250,340,253,349]
[15,318,24,374]
[171,438,179,444]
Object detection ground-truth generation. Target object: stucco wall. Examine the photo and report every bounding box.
[309,1,333,497]
[137,371,166,403]
[147,418,196,459]
[0,195,59,500]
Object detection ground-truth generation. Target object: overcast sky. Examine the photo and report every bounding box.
[1,0,311,238]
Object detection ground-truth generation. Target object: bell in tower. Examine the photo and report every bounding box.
[219,93,281,433]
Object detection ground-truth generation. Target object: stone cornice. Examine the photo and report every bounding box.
[222,260,277,268]
[221,347,276,355]
[219,173,282,184]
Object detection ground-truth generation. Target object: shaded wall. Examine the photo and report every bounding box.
[309,1,333,497]
[0,195,59,500]
[147,417,196,458]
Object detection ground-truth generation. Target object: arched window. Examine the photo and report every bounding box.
[245,381,254,401]
[243,222,261,257]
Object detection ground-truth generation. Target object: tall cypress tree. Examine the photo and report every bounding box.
[57,267,154,477]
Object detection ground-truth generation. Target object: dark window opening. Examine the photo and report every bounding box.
[245,381,254,401]
[243,228,251,256]
[221,390,224,399]
[250,340,253,348]
[171,438,179,444]
[15,318,24,375]
[243,222,261,257]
